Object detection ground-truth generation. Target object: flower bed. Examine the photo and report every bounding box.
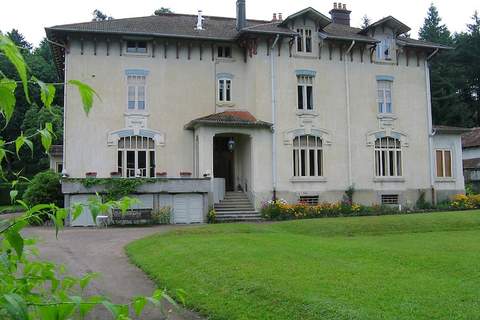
[261,194,480,221]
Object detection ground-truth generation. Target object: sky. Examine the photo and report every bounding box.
[1,0,478,47]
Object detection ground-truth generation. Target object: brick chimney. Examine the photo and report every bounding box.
[329,2,351,26]
[236,0,246,30]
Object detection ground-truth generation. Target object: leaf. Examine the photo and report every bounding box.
[71,203,84,221]
[0,35,29,103]
[15,134,32,157]
[6,230,24,257]
[10,190,18,204]
[0,78,17,123]
[102,301,119,319]
[80,296,104,317]
[38,123,53,153]
[3,293,29,320]
[133,296,147,317]
[33,77,55,108]
[79,272,98,290]
[68,80,100,115]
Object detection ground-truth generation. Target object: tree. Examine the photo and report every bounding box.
[419,3,452,45]
[361,15,371,29]
[154,7,173,15]
[418,4,470,126]
[92,9,113,21]
[6,29,32,51]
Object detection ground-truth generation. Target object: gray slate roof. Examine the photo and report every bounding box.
[46,13,295,41]
[322,23,377,43]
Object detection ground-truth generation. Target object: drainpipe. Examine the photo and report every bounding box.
[344,40,355,187]
[270,34,280,201]
[425,49,438,204]
[62,43,68,177]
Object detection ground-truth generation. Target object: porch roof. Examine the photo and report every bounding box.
[185,111,272,130]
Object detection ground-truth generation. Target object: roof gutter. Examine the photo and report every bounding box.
[426,48,440,61]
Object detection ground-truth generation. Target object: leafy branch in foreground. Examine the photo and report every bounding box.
[0,33,181,319]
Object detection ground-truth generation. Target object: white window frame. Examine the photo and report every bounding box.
[377,80,392,114]
[217,78,232,102]
[126,75,147,111]
[435,149,453,178]
[376,37,393,61]
[293,135,323,178]
[126,40,148,54]
[296,28,313,53]
[374,137,403,177]
[297,75,314,110]
[117,136,155,178]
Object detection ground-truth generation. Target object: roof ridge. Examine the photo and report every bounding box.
[49,12,271,29]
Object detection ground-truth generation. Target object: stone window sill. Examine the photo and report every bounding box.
[374,60,396,65]
[435,177,456,183]
[290,177,327,183]
[124,111,150,117]
[374,177,405,183]
[216,102,236,108]
[296,110,318,117]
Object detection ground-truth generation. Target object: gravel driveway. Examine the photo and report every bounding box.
[23,226,203,320]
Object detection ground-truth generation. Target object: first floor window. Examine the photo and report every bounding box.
[293,135,323,177]
[375,137,402,177]
[117,136,155,177]
[218,78,232,102]
[377,80,392,114]
[297,75,314,110]
[217,46,232,58]
[127,75,146,110]
[436,149,452,178]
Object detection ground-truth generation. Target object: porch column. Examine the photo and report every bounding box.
[197,127,214,178]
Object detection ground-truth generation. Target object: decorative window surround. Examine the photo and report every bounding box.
[374,137,403,178]
[125,69,150,77]
[376,75,394,82]
[108,128,165,147]
[284,127,332,146]
[295,69,317,77]
[366,130,408,148]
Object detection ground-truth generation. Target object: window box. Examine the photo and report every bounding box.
[156,172,167,178]
[180,172,192,178]
[85,172,97,178]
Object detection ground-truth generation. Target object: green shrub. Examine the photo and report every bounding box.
[0,182,29,205]
[207,208,217,223]
[23,170,63,207]
[151,206,171,224]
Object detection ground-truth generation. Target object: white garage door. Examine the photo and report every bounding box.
[70,195,95,227]
[173,194,203,224]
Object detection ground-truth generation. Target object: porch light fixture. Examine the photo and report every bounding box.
[227,137,235,152]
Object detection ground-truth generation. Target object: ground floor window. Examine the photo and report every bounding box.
[117,136,155,177]
[436,149,452,178]
[293,135,323,177]
[375,137,402,177]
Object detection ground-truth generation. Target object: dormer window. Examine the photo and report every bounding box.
[217,46,232,58]
[126,41,147,54]
[376,37,393,61]
[296,28,312,53]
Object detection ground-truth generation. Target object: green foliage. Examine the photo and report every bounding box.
[415,190,432,209]
[67,80,100,115]
[75,177,156,201]
[207,208,217,224]
[151,206,172,224]
[23,170,63,207]
[92,9,114,21]
[154,7,173,15]
[342,185,355,205]
[0,182,28,205]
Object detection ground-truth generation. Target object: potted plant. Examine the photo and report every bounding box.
[110,171,122,178]
[180,171,192,178]
[85,172,97,178]
[156,172,167,178]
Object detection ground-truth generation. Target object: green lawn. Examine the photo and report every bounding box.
[126,211,480,320]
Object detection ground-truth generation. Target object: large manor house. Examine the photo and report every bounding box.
[46,1,465,224]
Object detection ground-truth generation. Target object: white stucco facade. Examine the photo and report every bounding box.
[49,4,464,215]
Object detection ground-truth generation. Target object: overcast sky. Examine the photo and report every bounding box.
[1,0,478,46]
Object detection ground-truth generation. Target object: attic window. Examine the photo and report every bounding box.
[296,28,312,53]
[126,41,148,54]
[217,46,232,58]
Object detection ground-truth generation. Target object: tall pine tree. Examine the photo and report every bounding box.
[419,4,471,126]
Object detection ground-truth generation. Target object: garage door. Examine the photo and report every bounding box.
[173,194,203,224]
[70,195,95,227]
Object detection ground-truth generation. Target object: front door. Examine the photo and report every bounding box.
[213,137,235,191]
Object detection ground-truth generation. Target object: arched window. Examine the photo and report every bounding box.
[293,135,323,177]
[375,137,402,177]
[117,136,155,178]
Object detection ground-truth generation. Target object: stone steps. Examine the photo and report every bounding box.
[214,192,262,222]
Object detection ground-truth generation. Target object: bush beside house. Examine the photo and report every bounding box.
[23,170,63,207]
